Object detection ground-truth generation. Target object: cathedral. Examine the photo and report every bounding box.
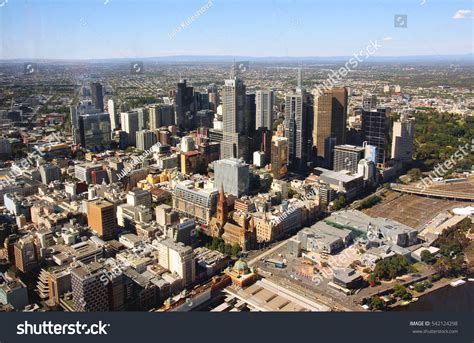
[208,185,257,251]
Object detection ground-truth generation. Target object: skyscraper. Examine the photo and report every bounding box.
[391,116,415,162]
[87,199,116,240]
[362,93,377,111]
[156,238,195,287]
[207,83,219,111]
[136,129,157,151]
[333,145,365,174]
[175,79,195,130]
[362,108,389,165]
[221,77,247,160]
[136,108,149,131]
[120,111,139,146]
[90,82,104,112]
[271,136,288,180]
[78,113,112,151]
[70,100,101,145]
[285,71,313,172]
[107,99,118,130]
[313,87,348,168]
[149,104,174,130]
[255,90,274,130]
[71,262,109,312]
[214,158,250,197]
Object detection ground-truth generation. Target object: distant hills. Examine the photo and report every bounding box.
[1,54,473,64]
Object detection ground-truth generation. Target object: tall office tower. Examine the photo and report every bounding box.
[194,91,210,111]
[362,93,377,111]
[333,145,365,174]
[244,92,256,137]
[207,83,219,111]
[312,87,348,168]
[78,113,112,151]
[175,79,195,130]
[136,108,149,131]
[284,72,313,172]
[255,90,274,130]
[70,100,101,144]
[156,238,195,287]
[271,136,288,180]
[14,236,37,273]
[71,262,109,312]
[214,158,250,197]
[87,199,116,240]
[391,116,415,162]
[120,111,139,146]
[149,104,174,130]
[361,108,389,165]
[107,99,118,130]
[90,82,104,112]
[136,129,157,151]
[39,163,61,185]
[221,77,248,160]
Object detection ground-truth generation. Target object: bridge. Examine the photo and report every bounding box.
[391,183,474,202]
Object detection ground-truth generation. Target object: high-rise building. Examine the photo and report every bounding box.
[271,136,288,180]
[255,90,274,130]
[333,145,365,174]
[221,77,247,160]
[156,238,195,287]
[107,99,118,130]
[362,108,389,165]
[313,87,348,168]
[14,236,37,273]
[207,83,219,111]
[78,113,112,151]
[136,108,149,131]
[90,82,104,112]
[120,111,139,146]
[285,72,313,172]
[136,129,157,151]
[71,262,109,312]
[362,93,377,111]
[214,158,249,197]
[392,117,415,162]
[244,92,256,137]
[39,163,61,185]
[87,199,115,240]
[173,180,219,225]
[180,136,195,152]
[175,79,195,130]
[70,100,101,144]
[149,104,174,130]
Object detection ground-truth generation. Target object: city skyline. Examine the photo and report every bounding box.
[0,0,472,60]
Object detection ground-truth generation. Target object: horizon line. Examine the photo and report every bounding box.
[0,53,473,63]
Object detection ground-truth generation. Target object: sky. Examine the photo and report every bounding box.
[0,0,472,60]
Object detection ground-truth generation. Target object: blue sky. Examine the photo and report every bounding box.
[0,0,472,59]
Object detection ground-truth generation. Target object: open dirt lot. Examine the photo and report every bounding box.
[364,192,470,229]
